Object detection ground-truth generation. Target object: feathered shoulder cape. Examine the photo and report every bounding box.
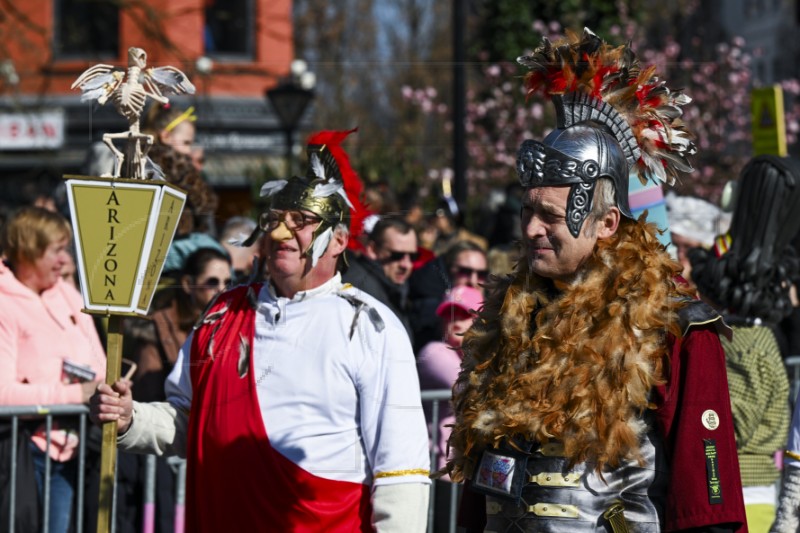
[446,219,692,480]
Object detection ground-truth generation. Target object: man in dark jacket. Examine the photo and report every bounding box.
[343,217,417,342]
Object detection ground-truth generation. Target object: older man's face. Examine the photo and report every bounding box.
[520,186,600,282]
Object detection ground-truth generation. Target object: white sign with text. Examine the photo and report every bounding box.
[0,109,65,150]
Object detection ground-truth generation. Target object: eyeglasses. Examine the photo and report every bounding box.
[453,266,488,281]
[380,250,420,263]
[197,277,231,290]
[260,210,322,232]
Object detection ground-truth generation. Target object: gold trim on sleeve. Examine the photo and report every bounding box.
[374,468,430,479]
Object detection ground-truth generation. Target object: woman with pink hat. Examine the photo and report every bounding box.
[417,285,482,530]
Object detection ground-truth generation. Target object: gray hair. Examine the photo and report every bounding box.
[584,178,616,237]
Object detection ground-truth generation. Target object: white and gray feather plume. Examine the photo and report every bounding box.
[309,153,326,181]
[337,189,354,209]
[310,226,333,267]
[310,152,354,210]
[312,181,341,198]
[260,179,288,198]
[228,228,262,248]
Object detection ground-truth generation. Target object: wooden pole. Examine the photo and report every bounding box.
[97,315,123,533]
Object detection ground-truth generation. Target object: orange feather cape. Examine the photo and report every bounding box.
[445,219,692,481]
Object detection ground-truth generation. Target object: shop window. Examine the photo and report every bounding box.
[53,0,119,59]
[204,0,254,59]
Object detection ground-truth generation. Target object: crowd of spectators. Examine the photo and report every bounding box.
[6,105,800,532]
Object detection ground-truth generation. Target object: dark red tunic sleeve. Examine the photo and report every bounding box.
[654,326,747,532]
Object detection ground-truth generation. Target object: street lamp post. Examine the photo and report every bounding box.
[266,60,315,176]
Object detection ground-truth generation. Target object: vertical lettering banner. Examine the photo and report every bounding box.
[65,175,186,315]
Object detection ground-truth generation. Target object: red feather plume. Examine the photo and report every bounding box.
[305,128,371,248]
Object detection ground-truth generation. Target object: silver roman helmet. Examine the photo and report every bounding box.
[516,28,696,238]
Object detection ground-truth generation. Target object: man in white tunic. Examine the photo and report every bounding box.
[91,130,430,532]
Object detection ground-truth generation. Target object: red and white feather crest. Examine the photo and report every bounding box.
[518,28,696,186]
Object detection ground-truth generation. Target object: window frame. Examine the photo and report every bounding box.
[203,0,256,62]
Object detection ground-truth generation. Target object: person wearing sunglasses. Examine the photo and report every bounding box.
[343,217,419,342]
[448,245,488,291]
[408,240,488,353]
[90,130,430,532]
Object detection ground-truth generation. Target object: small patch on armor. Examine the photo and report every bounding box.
[471,439,532,501]
[475,452,516,495]
[703,439,723,504]
[701,409,719,431]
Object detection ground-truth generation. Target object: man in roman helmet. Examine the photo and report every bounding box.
[90,129,431,532]
[446,29,746,532]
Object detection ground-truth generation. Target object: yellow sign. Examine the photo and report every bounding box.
[751,85,787,156]
[65,175,186,315]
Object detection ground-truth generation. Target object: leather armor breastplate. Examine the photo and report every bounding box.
[483,425,667,533]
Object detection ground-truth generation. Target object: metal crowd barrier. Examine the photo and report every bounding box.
[421,389,459,533]
[786,356,800,403]
[0,404,89,533]
[2,391,457,533]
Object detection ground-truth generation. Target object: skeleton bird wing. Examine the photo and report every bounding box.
[71,66,125,104]
[145,66,196,96]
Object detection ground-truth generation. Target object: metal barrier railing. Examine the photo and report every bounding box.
[786,356,800,403]
[0,404,89,533]
[1,390,457,533]
[421,389,458,533]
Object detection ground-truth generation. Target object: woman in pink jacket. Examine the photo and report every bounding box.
[0,206,106,533]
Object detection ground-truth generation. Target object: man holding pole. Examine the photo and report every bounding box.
[90,130,431,532]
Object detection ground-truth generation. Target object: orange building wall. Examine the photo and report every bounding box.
[5,0,293,97]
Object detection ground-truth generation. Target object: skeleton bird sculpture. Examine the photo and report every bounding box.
[72,47,195,179]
